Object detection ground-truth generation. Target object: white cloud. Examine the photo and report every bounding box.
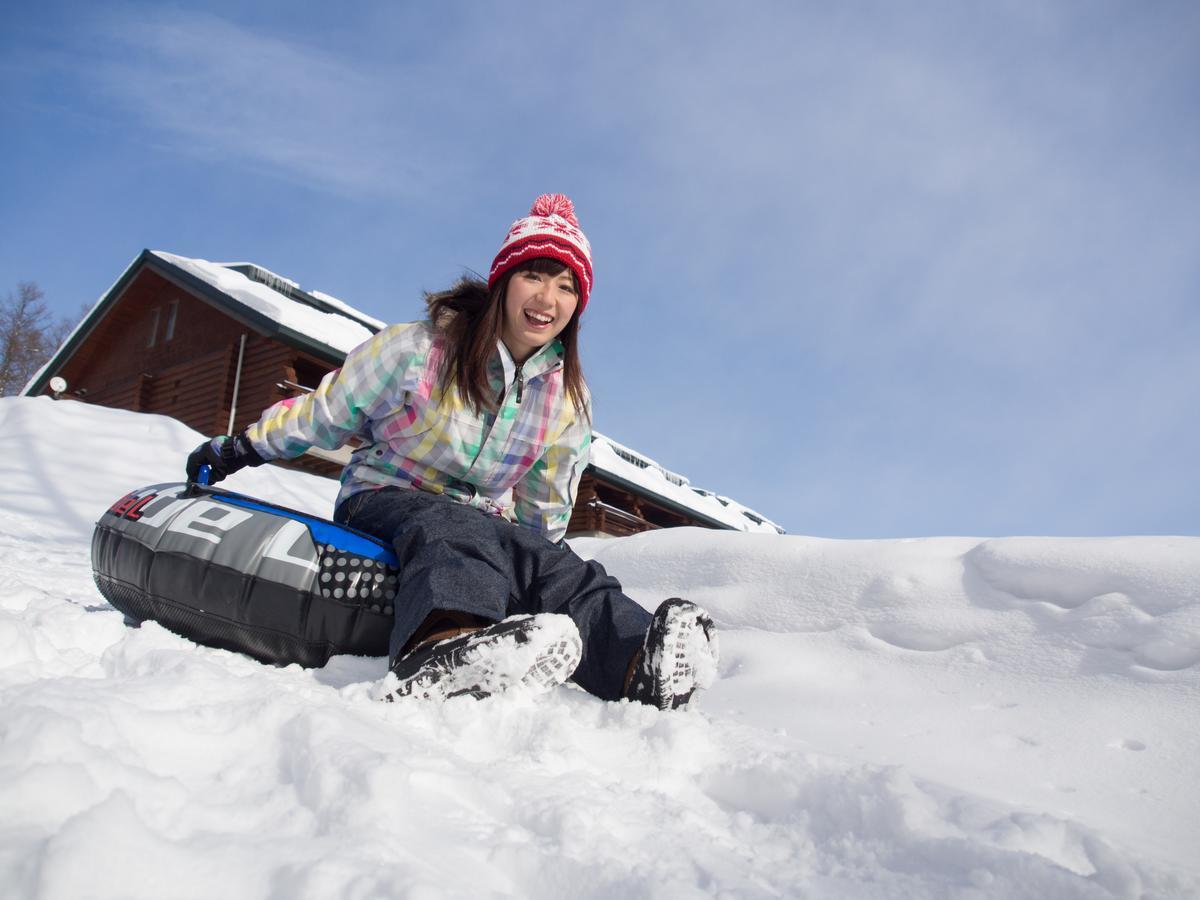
[84,10,465,197]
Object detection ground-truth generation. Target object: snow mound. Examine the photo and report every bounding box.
[1,396,1197,899]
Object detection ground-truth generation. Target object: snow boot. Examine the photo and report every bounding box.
[383,613,582,702]
[626,598,720,710]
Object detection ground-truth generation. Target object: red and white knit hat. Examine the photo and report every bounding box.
[488,193,594,312]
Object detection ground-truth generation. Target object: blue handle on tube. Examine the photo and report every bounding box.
[198,464,212,486]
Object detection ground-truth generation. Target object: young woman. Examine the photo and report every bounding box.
[185,194,718,707]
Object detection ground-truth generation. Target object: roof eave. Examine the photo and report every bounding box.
[23,249,155,397]
[585,463,743,532]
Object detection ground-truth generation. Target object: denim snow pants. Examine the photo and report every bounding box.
[334,487,652,701]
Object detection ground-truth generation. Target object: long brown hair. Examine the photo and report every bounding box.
[423,258,589,419]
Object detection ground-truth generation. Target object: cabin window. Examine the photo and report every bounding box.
[146,307,161,348]
[292,359,330,393]
[164,299,179,342]
[147,300,179,348]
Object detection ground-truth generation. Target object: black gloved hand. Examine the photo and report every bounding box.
[185,432,266,485]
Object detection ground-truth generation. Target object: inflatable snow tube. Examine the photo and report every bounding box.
[91,483,399,667]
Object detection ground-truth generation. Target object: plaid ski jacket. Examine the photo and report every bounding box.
[245,320,592,543]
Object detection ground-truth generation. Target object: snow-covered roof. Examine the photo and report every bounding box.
[154,253,379,356]
[590,433,783,534]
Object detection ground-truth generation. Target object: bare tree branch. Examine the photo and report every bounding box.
[0,282,74,396]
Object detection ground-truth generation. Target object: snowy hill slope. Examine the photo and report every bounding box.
[1,396,1197,899]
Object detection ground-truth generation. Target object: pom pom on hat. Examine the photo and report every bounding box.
[489,193,594,312]
[529,193,580,227]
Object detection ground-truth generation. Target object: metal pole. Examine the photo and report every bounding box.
[227,333,247,434]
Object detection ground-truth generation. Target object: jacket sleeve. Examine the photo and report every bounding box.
[244,323,421,460]
[511,399,592,544]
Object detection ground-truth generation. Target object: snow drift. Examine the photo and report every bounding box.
[1,396,1197,899]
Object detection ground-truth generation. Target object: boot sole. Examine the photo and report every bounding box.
[384,614,582,703]
[633,599,719,710]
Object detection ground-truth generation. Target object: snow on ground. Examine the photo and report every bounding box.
[1,395,1197,899]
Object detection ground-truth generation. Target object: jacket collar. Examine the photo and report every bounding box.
[494,338,564,382]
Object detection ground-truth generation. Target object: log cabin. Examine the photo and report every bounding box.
[25,250,783,537]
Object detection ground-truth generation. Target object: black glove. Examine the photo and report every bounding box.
[185,432,267,485]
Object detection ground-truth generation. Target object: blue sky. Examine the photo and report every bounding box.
[3,1,1197,537]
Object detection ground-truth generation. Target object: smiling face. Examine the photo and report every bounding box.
[499,263,579,365]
